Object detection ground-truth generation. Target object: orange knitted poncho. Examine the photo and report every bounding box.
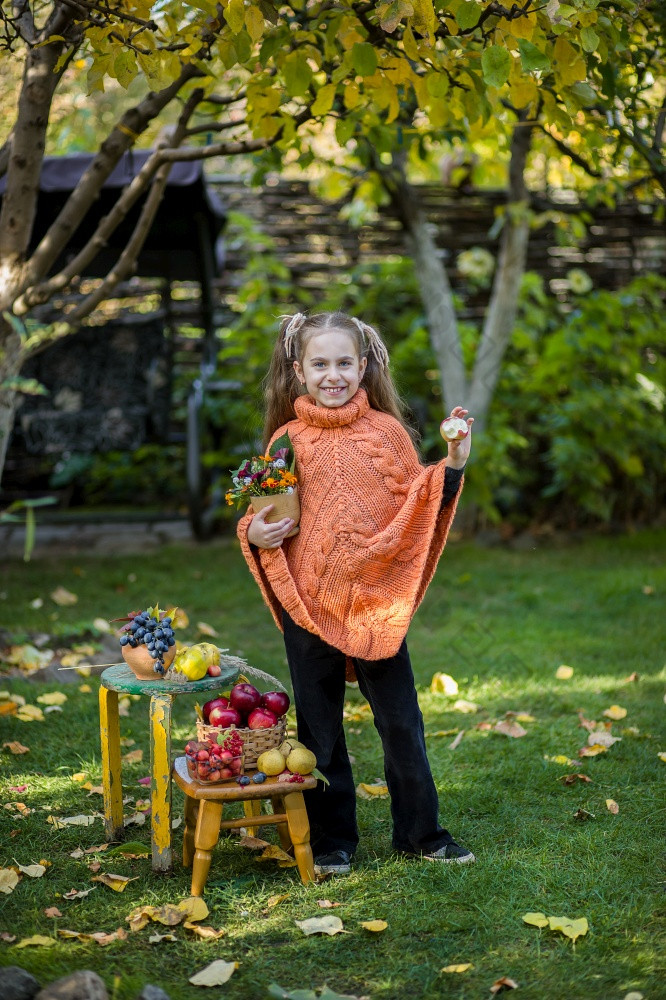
[237,387,463,661]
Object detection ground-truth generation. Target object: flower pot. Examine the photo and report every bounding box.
[122,643,176,680]
[250,487,300,537]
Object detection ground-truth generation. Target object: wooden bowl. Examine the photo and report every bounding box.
[121,643,176,680]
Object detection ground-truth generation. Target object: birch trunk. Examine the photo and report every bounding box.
[385,170,468,409]
[468,120,534,433]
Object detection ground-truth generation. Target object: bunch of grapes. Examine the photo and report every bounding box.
[119,610,176,675]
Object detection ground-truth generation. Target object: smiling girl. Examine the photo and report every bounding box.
[237,311,475,875]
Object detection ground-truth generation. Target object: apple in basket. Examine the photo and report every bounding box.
[209,705,242,728]
[261,691,290,717]
[202,696,229,723]
[230,682,262,714]
[247,706,278,729]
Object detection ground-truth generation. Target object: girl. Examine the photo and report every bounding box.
[237,311,474,875]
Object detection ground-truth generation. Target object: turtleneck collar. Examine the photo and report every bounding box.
[294,386,370,427]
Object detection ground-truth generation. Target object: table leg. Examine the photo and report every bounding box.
[99,686,124,840]
[150,693,173,872]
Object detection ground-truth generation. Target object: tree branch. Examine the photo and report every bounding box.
[65,89,204,327]
[12,0,36,44]
[538,123,602,178]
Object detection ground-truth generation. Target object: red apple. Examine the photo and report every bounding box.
[261,691,290,717]
[203,696,230,723]
[220,766,233,779]
[208,705,242,728]
[196,749,209,761]
[247,706,278,730]
[208,769,221,782]
[207,663,222,677]
[230,682,262,714]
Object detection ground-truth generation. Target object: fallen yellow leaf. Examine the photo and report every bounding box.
[122,749,143,763]
[356,782,389,799]
[177,896,209,922]
[16,704,45,722]
[189,959,238,986]
[555,665,574,680]
[186,924,226,939]
[44,907,63,918]
[606,799,619,814]
[63,887,96,900]
[430,672,459,696]
[579,745,608,757]
[257,845,298,868]
[522,912,549,928]
[78,684,92,693]
[441,963,473,973]
[548,915,588,941]
[197,621,218,637]
[47,814,97,828]
[149,932,177,944]
[602,705,627,720]
[15,861,46,878]
[295,915,345,936]
[0,868,20,893]
[490,976,519,994]
[493,720,528,738]
[658,752,666,763]
[50,586,78,606]
[91,873,139,892]
[360,919,387,932]
[36,692,68,706]
[453,699,479,713]
[15,935,57,948]
[317,899,342,909]
[3,741,30,755]
[266,893,290,909]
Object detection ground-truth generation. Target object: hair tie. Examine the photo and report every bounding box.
[279,313,307,359]
[351,317,390,370]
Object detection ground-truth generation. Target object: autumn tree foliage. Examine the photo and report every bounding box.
[0,0,662,481]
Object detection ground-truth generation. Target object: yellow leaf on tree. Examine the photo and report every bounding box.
[37,692,68,706]
[356,782,389,799]
[360,919,388,932]
[555,665,574,679]
[15,935,57,948]
[189,960,239,986]
[606,799,619,814]
[442,963,473,973]
[522,912,549,928]
[430,672,459,695]
[602,705,627,720]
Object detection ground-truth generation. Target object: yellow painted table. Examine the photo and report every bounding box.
[99,662,239,873]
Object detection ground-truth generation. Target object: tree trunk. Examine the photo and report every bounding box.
[384,167,468,409]
[468,118,534,433]
[0,320,24,482]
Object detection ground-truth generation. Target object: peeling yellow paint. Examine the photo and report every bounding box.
[150,695,172,861]
[99,687,123,837]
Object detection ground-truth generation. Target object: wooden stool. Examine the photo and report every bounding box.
[98,663,238,872]
[172,756,316,894]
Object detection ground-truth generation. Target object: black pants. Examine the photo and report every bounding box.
[281,608,454,856]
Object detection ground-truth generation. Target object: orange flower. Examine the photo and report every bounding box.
[264,477,279,489]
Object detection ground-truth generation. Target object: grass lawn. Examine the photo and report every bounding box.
[1,528,665,1000]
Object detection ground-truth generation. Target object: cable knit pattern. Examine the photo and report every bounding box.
[237,387,463,661]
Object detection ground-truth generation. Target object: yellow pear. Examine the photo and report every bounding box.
[286,747,317,775]
[278,739,306,758]
[256,749,287,776]
[173,646,208,682]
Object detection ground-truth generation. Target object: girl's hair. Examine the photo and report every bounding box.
[262,311,419,449]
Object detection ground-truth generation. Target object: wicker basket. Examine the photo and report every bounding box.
[196,715,287,768]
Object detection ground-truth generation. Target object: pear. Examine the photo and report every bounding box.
[173,646,209,682]
[256,748,287,776]
[278,738,306,758]
[286,747,317,775]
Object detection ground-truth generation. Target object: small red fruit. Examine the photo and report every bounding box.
[208,769,221,781]
[247,706,278,730]
[261,691,290,717]
[196,749,210,761]
[207,663,222,677]
[220,766,233,779]
[230,758,242,775]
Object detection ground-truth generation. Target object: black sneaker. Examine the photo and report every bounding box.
[422,841,475,864]
[313,850,352,876]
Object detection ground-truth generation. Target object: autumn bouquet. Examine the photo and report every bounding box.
[225,432,300,536]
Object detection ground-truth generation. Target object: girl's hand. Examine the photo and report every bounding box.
[247,505,295,549]
[445,406,474,469]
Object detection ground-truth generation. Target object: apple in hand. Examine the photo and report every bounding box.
[208,705,242,728]
[203,696,230,723]
[261,691,290,717]
[230,682,262,714]
[440,416,469,442]
[247,706,278,730]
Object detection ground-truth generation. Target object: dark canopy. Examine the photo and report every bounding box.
[0,150,226,282]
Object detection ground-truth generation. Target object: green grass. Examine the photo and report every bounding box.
[1,529,665,1000]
